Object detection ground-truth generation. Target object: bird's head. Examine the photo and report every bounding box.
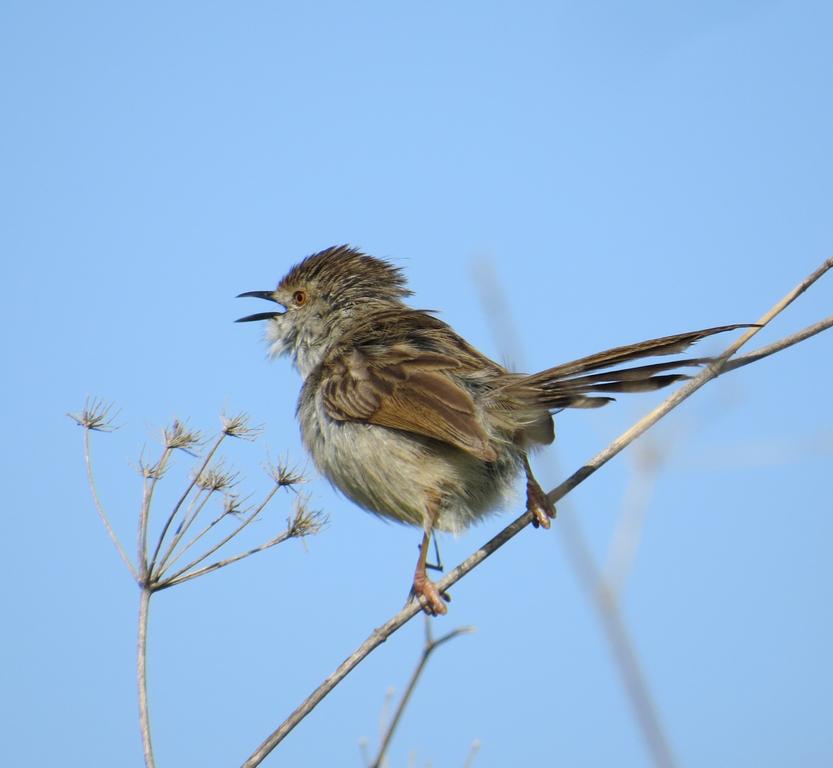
[236,244,412,376]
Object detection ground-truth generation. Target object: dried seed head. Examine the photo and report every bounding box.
[68,398,120,432]
[287,495,327,538]
[222,412,262,440]
[195,462,239,492]
[268,457,307,488]
[140,457,170,480]
[222,493,243,517]
[164,420,202,452]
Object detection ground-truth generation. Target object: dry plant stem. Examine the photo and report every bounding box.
[139,447,174,579]
[158,484,281,585]
[597,581,675,768]
[604,445,662,599]
[83,428,138,580]
[80,412,307,767]
[723,314,833,373]
[242,257,832,767]
[148,432,227,573]
[158,507,232,573]
[559,513,676,768]
[138,478,153,580]
[137,587,156,768]
[159,527,296,589]
[155,487,215,573]
[369,621,474,768]
[463,741,481,768]
[242,601,425,768]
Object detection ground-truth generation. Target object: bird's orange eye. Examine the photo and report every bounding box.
[292,289,308,306]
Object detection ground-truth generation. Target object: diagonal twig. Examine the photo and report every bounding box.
[159,528,294,589]
[155,486,216,574]
[83,428,139,580]
[147,432,227,574]
[722,314,833,374]
[369,619,475,768]
[158,500,245,574]
[156,484,282,586]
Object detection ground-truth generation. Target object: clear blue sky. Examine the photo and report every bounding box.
[2,2,832,766]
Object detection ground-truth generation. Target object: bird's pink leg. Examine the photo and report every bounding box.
[411,501,449,615]
[523,455,556,529]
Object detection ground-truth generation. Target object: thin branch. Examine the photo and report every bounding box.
[83,428,138,580]
[138,478,152,581]
[375,689,395,765]
[147,431,227,573]
[242,603,427,768]
[603,440,663,600]
[158,497,325,589]
[159,529,294,589]
[154,485,216,574]
[137,438,185,582]
[596,581,675,767]
[157,484,282,586]
[157,500,243,574]
[137,587,155,768]
[77,404,318,767]
[370,620,475,768]
[540,256,833,511]
[241,257,832,767]
[463,740,481,768]
[722,314,833,374]
[140,447,178,580]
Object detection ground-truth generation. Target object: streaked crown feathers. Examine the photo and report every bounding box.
[280,245,413,306]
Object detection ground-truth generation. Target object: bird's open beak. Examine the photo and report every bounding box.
[235,291,285,322]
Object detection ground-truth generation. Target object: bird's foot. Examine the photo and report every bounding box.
[412,568,450,616]
[526,476,556,529]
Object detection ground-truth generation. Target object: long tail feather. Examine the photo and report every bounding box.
[506,323,753,412]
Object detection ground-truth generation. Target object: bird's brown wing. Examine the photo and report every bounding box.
[321,344,497,461]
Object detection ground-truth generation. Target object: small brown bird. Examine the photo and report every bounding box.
[238,245,744,614]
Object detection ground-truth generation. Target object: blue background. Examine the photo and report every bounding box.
[2,1,832,766]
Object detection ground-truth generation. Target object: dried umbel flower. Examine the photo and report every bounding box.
[222,494,243,517]
[222,411,263,440]
[195,462,240,492]
[287,496,327,539]
[268,458,307,489]
[140,457,170,480]
[68,398,119,432]
[164,420,202,452]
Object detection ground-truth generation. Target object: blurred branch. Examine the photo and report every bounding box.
[241,256,832,767]
[368,618,475,768]
[463,740,481,768]
[474,257,677,766]
[603,438,662,601]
